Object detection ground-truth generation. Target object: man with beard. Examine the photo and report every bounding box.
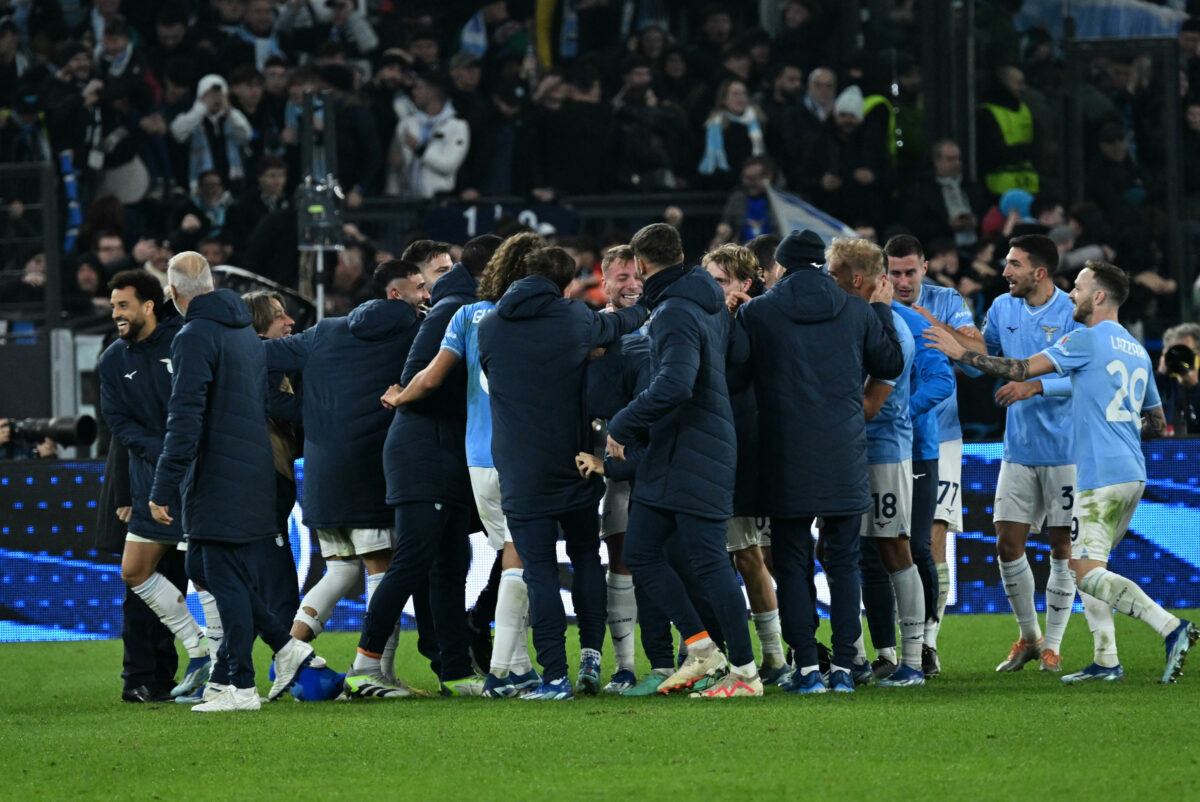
[978,235,1081,674]
[98,269,212,702]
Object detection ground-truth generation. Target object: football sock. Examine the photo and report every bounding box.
[606,572,637,673]
[380,623,401,682]
[751,609,786,668]
[490,568,527,677]
[853,632,868,663]
[926,562,950,649]
[798,665,821,677]
[1079,592,1119,667]
[732,660,757,677]
[999,556,1042,643]
[1043,558,1075,652]
[352,649,382,673]
[685,632,715,655]
[892,564,926,670]
[510,606,533,675]
[295,557,362,638]
[132,573,207,658]
[196,590,223,661]
[364,570,383,606]
[1078,567,1180,638]
[877,646,897,664]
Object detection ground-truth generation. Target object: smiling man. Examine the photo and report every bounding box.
[98,269,210,703]
[924,260,1194,684]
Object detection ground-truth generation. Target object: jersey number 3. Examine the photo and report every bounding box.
[1104,359,1148,423]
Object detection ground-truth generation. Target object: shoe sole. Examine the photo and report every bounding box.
[1062,673,1124,683]
[1162,623,1200,684]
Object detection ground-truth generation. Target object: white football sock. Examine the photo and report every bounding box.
[751,609,785,668]
[732,660,757,677]
[1080,592,1119,668]
[1043,558,1075,652]
[197,590,223,661]
[606,572,637,672]
[926,562,950,649]
[891,564,925,670]
[490,568,527,677]
[352,650,382,673]
[1078,567,1180,638]
[295,557,362,638]
[510,605,533,675]
[380,623,401,683]
[365,570,383,606]
[854,632,868,663]
[999,556,1042,643]
[131,573,206,658]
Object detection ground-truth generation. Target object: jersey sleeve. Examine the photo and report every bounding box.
[1142,368,1163,411]
[983,303,1002,356]
[441,305,468,358]
[1042,327,1094,375]
[946,291,977,331]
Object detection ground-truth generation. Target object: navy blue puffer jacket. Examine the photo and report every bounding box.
[98,315,183,540]
[479,274,648,518]
[737,267,904,518]
[608,264,737,520]
[151,289,277,542]
[264,298,420,528]
[383,264,477,506]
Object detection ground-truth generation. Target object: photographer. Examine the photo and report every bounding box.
[1157,322,1200,435]
[0,418,59,460]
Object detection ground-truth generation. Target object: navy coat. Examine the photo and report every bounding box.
[737,267,904,518]
[383,263,476,506]
[587,333,652,484]
[98,315,184,541]
[150,289,277,542]
[478,274,648,518]
[264,298,420,529]
[608,265,738,520]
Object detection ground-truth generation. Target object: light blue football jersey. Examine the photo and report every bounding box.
[1042,320,1161,490]
[983,288,1081,465]
[907,282,977,442]
[865,307,914,465]
[441,300,496,468]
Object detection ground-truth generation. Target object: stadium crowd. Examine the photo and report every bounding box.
[1,1,1199,708]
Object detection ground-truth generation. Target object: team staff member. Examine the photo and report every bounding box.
[150,252,316,712]
[607,223,760,699]
[479,246,648,700]
[263,262,426,685]
[99,269,207,702]
[738,230,904,694]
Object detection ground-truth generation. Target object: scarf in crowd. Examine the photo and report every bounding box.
[698,108,764,175]
[407,99,458,195]
[187,113,244,191]
[233,24,286,70]
[95,42,133,78]
[192,189,233,234]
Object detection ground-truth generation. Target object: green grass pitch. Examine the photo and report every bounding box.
[2,611,1197,799]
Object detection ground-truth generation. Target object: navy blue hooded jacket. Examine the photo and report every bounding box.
[478,274,648,518]
[264,298,420,529]
[98,315,184,541]
[587,332,651,483]
[150,289,277,542]
[737,267,904,518]
[383,263,477,506]
[608,264,738,520]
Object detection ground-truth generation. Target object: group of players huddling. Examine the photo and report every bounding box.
[98,222,1197,710]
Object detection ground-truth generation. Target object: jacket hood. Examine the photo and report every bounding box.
[770,266,847,323]
[186,288,253,328]
[496,274,562,320]
[347,298,418,341]
[430,262,478,305]
[657,265,725,314]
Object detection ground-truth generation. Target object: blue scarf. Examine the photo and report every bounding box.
[187,115,244,192]
[698,109,764,176]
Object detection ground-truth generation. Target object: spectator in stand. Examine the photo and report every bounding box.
[365,51,416,161]
[655,45,708,132]
[324,242,374,316]
[221,0,291,71]
[0,79,53,164]
[144,7,199,89]
[94,16,144,82]
[795,65,836,156]
[448,50,488,198]
[632,23,669,64]
[227,155,289,253]
[714,43,753,89]
[976,65,1039,198]
[710,155,776,248]
[276,0,378,73]
[388,69,468,200]
[170,73,253,194]
[407,27,441,71]
[742,27,773,92]
[612,55,654,108]
[197,235,234,268]
[0,15,38,108]
[901,138,987,249]
[43,40,107,201]
[94,229,137,275]
[521,70,610,199]
[169,169,235,250]
[610,83,686,192]
[775,0,830,75]
[799,85,893,231]
[316,63,381,207]
[1086,122,1151,262]
[688,5,734,84]
[697,78,766,191]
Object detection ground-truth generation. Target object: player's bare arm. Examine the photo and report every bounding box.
[1141,406,1167,440]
